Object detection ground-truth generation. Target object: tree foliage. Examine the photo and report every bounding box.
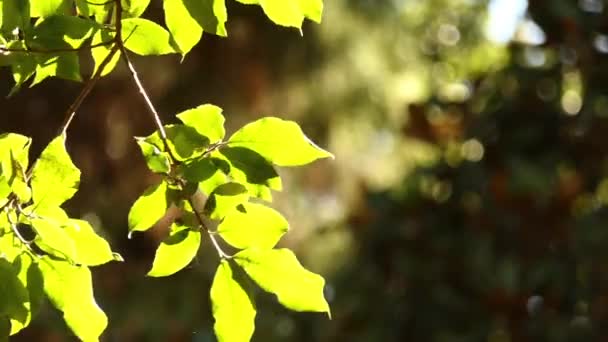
[0,0,330,340]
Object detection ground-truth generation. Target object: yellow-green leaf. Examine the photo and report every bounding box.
[122,18,178,56]
[211,260,256,342]
[147,224,201,277]
[128,181,170,233]
[31,218,77,262]
[218,203,288,249]
[30,135,81,207]
[64,219,117,266]
[176,104,225,143]
[205,182,248,220]
[235,0,323,28]
[235,248,330,315]
[227,117,333,166]
[38,257,107,341]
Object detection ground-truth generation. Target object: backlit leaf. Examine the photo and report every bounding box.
[145,124,209,161]
[64,219,117,266]
[30,0,71,17]
[10,253,44,336]
[39,257,107,341]
[180,158,228,195]
[235,0,323,28]
[0,258,28,325]
[128,181,170,233]
[0,133,31,182]
[177,104,225,143]
[91,29,119,77]
[147,224,201,277]
[219,147,281,201]
[122,18,178,56]
[211,260,256,342]
[235,248,330,315]
[218,203,288,249]
[227,117,333,166]
[31,135,80,207]
[121,0,150,18]
[136,138,171,174]
[205,182,248,220]
[31,218,78,262]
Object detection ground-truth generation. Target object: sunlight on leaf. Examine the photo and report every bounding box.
[148,224,201,277]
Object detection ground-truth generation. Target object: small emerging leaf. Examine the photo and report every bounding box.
[147,224,201,277]
[235,248,330,315]
[211,260,256,342]
[227,117,333,166]
[136,138,171,174]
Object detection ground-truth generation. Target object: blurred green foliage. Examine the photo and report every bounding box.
[3,0,608,340]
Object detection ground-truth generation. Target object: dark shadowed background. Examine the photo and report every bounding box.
[3,0,608,341]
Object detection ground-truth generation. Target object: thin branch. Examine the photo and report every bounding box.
[187,198,231,259]
[0,40,114,54]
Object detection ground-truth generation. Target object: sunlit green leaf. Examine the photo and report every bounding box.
[10,171,31,203]
[219,147,281,201]
[128,181,170,233]
[164,0,227,55]
[75,0,113,23]
[218,203,288,249]
[64,219,117,266]
[0,133,31,182]
[180,158,228,195]
[7,43,36,95]
[121,18,178,56]
[227,117,333,166]
[0,258,28,325]
[147,224,201,277]
[39,257,107,341]
[0,0,30,32]
[205,182,248,220]
[29,15,98,50]
[145,124,209,161]
[211,260,256,342]
[31,218,78,262]
[91,29,119,77]
[31,52,81,86]
[10,253,44,336]
[31,135,80,207]
[121,0,150,18]
[136,138,171,173]
[235,0,323,28]
[235,248,330,315]
[177,104,225,143]
[30,0,71,17]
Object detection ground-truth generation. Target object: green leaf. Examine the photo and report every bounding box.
[31,52,81,85]
[218,203,288,249]
[0,133,31,182]
[0,0,30,33]
[136,138,171,173]
[10,253,44,336]
[121,0,150,18]
[91,29,119,77]
[30,135,81,207]
[39,257,107,341]
[64,219,117,266]
[235,0,323,28]
[145,124,209,161]
[177,104,226,143]
[31,218,78,262]
[75,0,113,22]
[121,18,178,56]
[30,0,71,17]
[219,147,281,201]
[0,257,28,325]
[227,117,333,166]
[235,248,330,315]
[164,0,227,55]
[128,181,170,233]
[29,15,98,50]
[0,176,10,203]
[180,157,228,195]
[10,170,31,203]
[7,43,36,95]
[211,260,256,342]
[147,224,201,277]
[205,182,248,220]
